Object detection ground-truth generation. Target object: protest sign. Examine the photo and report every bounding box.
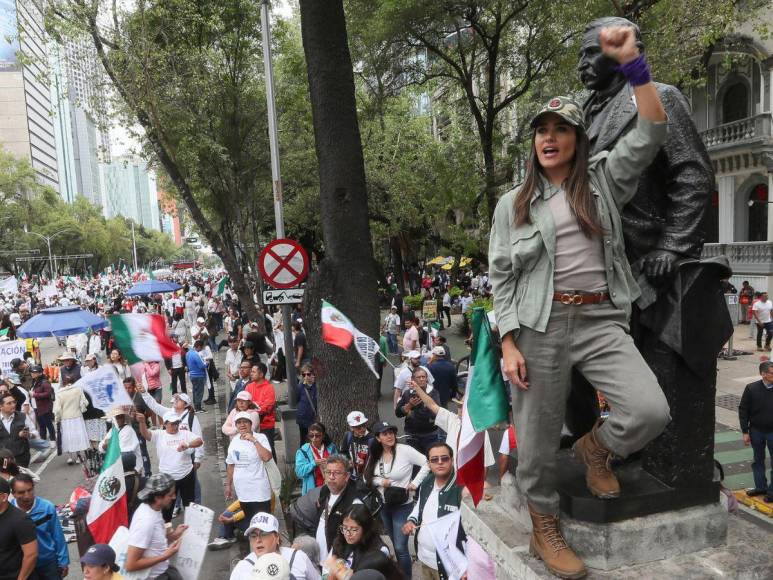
[109,526,151,580]
[176,503,214,580]
[428,510,468,580]
[0,340,27,376]
[76,366,133,412]
[422,301,438,320]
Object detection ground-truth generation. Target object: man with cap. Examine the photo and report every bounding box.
[392,350,434,406]
[126,473,188,579]
[230,512,320,580]
[225,411,273,522]
[136,410,202,522]
[99,408,143,476]
[10,358,32,392]
[382,306,400,355]
[30,363,55,443]
[427,345,456,408]
[341,411,374,481]
[0,477,38,580]
[80,544,121,580]
[58,352,81,385]
[10,472,69,579]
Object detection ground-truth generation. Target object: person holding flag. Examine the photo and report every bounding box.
[488,25,672,578]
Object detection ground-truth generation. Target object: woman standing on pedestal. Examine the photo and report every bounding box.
[489,26,671,579]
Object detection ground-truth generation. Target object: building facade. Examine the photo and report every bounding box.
[100,156,161,231]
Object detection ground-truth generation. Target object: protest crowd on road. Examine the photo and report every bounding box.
[0,263,504,580]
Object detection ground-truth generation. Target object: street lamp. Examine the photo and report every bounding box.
[27,228,76,277]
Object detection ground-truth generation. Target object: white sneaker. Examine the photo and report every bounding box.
[207,537,236,550]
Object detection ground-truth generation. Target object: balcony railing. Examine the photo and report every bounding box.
[702,241,773,274]
[699,114,772,150]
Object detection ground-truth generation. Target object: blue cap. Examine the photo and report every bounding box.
[80,544,119,571]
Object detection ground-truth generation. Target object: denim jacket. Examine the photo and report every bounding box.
[489,116,667,340]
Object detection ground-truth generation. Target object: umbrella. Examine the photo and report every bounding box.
[16,306,108,338]
[126,280,182,296]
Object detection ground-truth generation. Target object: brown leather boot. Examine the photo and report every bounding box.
[573,420,620,499]
[528,504,587,579]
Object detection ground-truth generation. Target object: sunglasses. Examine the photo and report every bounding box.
[301,372,314,376]
[429,455,451,464]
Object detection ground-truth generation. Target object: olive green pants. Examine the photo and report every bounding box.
[513,301,671,514]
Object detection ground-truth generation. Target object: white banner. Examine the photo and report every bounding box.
[353,329,380,378]
[428,510,468,580]
[0,276,18,294]
[109,526,151,580]
[41,284,59,298]
[75,366,133,412]
[0,341,27,376]
[176,503,214,580]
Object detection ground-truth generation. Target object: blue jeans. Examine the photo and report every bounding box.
[386,332,398,354]
[380,500,414,579]
[750,428,773,492]
[190,376,207,409]
[406,431,440,455]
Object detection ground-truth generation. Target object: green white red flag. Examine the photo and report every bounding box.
[211,275,229,297]
[321,300,355,348]
[110,314,180,365]
[87,428,127,543]
[456,307,509,505]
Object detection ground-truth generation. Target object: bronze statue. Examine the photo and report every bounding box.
[569,17,733,499]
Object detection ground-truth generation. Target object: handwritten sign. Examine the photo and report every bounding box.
[422,301,438,320]
[76,366,133,412]
[176,503,214,580]
[109,526,151,580]
[0,340,27,376]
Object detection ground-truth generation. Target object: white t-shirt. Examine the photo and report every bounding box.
[226,433,272,502]
[150,429,197,480]
[754,299,773,324]
[128,502,169,577]
[230,547,321,580]
[225,348,243,379]
[393,365,435,392]
[315,492,341,565]
[416,484,441,569]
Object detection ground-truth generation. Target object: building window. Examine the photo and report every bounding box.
[748,184,768,242]
[721,82,749,124]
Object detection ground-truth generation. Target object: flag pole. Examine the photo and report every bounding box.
[376,349,397,369]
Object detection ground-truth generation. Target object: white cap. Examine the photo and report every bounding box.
[234,411,257,428]
[162,411,182,423]
[250,552,289,580]
[405,350,421,359]
[197,317,206,324]
[173,393,191,405]
[245,512,280,535]
[431,346,446,357]
[235,391,253,401]
[347,411,368,427]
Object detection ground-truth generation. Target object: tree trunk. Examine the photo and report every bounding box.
[389,235,406,295]
[299,0,380,444]
[483,139,498,224]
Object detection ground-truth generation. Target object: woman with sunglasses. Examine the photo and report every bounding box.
[324,504,402,580]
[363,421,429,579]
[295,422,338,495]
[489,26,671,578]
[296,364,318,442]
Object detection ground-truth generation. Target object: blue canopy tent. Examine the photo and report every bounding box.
[15,306,109,338]
[125,280,182,296]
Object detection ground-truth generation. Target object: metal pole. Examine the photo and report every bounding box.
[131,222,139,271]
[261,0,297,408]
[47,238,54,278]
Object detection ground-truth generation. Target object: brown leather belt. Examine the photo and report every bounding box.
[552,292,610,305]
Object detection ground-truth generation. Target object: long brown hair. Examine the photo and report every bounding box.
[514,124,601,237]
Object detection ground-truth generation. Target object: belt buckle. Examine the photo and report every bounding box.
[572,294,584,305]
[559,293,572,305]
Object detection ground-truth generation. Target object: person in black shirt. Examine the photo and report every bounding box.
[0,477,38,580]
[740,361,773,502]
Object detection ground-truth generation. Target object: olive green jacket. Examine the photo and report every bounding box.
[489,116,667,340]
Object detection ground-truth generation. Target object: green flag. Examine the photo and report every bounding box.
[466,307,509,431]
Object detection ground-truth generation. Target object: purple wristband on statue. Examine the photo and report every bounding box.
[616,54,651,87]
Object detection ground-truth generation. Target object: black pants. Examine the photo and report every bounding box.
[240,500,271,523]
[38,412,56,440]
[263,427,276,459]
[442,306,452,326]
[299,424,309,444]
[170,368,187,394]
[16,450,31,469]
[162,469,196,522]
[757,322,773,348]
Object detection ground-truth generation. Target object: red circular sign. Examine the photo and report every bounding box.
[258,238,309,289]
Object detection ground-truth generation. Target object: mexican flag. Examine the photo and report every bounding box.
[87,428,127,543]
[321,300,355,349]
[110,314,180,364]
[456,307,509,506]
[211,275,229,297]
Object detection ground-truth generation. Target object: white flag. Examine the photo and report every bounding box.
[427,510,468,580]
[0,277,18,294]
[76,367,133,412]
[353,329,380,378]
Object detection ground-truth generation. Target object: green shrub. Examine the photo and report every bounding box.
[404,293,424,310]
[461,297,494,336]
[449,286,462,298]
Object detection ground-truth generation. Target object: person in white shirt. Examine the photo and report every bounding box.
[392,350,435,406]
[230,512,320,580]
[99,409,143,476]
[752,291,773,351]
[125,473,188,579]
[382,307,401,355]
[225,412,273,522]
[224,336,243,396]
[136,411,202,522]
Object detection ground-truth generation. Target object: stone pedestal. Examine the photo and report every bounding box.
[462,475,773,578]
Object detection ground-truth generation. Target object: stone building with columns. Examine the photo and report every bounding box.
[691,11,773,293]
